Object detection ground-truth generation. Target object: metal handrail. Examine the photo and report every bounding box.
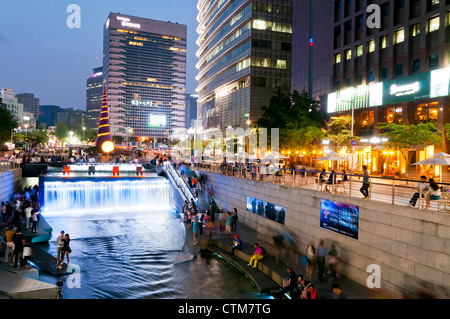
[192,162,450,211]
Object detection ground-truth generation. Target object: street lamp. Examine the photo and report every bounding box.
[82,127,86,142]
[69,131,74,146]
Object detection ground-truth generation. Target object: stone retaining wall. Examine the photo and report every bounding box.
[203,171,450,297]
[0,169,22,202]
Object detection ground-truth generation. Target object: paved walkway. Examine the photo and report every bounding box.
[183,218,387,299]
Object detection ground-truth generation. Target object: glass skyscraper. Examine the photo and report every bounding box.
[86,67,104,129]
[103,13,187,141]
[196,0,292,131]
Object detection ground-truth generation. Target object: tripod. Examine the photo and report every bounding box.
[56,281,63,299]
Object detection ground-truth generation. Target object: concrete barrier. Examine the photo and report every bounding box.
[203,171,450,297]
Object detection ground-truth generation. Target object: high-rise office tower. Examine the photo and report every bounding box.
[196,0,293,131]
[16,93,40,123]
[39,105,61,128]
[185,93,198,129]
[86,67,104,129]
[103,13,187,141]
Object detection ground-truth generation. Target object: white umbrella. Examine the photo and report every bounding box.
[263,151,289,161]
[315,151,349,162]
[413,152,450,183]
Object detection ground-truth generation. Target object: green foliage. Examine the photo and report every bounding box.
[325,115,359,148]
[445,123,450,142]
[377,122,443,177]
[55,122,69,141]
[256,88,326,151]
[0,105,19,144]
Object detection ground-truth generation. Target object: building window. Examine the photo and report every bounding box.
[415,102,438,124]
[411,23,421,37]
[334,53,342,64]
[394,28,405,44]
[411,59,421,73]
[381,67,389,80]
[367,39,375,53]
[381,35,389,49]
[385,107,403,124]
[429,54,439,69]
[345,49,352,60]
[345,77,351,87]
[428,16,440,32]
[359,111,374,130]
[395,63,404,76]
[356,45,363,57]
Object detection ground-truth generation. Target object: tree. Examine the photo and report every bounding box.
[377,122,443,178]
[256,88,326,152]
[55,122,69,142]
[445,123,450,142]
[325,115,359,149]
[0,101,19,144]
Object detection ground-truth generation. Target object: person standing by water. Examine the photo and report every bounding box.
[31,208,40,234]
[58,234,72,269]
[56,231,65,265]
[225,212,232,236]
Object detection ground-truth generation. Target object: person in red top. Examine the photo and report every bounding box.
[306,283,320,299]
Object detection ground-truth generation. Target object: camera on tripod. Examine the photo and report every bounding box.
[56,280,63,299]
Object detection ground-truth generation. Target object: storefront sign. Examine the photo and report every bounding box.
[328,67,450,113]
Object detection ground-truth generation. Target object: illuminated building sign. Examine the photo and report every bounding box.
[117,16,141,29]
[132,100,154,106]
[328,67,450,113]
[149,114,166,127]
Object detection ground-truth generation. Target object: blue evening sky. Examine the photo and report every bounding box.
[0,0,199,110]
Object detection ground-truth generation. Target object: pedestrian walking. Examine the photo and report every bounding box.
[360,165,370,199]
[231,208,238,231]
[317,240,328,283]
[306,242,316,280]
[4,225,15,264]
[31,209,40,234]
[225,212,232,236]
[192,216,199,246]
[12,228,25,268]
[409,176,428,207]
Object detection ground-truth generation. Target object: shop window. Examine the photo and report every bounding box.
[385,107,403,124]
[359,111,374,130]
[415,102,439,124]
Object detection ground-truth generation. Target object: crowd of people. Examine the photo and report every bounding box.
[0,185,41,269]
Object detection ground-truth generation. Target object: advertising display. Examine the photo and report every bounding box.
[246,196,285,225]
[320,199,359,239]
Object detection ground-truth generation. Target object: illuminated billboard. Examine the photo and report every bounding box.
[149,114,167,127]
[320,199,359,239]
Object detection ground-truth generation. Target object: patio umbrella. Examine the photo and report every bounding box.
[263,151,289,161]
[413,152,450,183]
[315,151,349,170]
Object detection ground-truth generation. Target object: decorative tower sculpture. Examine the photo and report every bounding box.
[96,86,115,153]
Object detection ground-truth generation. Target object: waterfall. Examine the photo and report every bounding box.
[42,178,172,216]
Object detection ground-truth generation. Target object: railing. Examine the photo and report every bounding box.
[193,163,450,212]
[0,160,21,172]
[165,163,195,203]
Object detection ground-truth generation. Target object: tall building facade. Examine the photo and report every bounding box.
[196,0,293,131]
[185,93,198,129]
[16,93,40,123]
[103,13,187,141]
[1,88,24,123]
[291,0,334,104]
[86,67,104,129]
[310,0,450,177]
[39,105,61,128]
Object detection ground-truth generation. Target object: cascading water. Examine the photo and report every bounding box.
[42,178,172,216]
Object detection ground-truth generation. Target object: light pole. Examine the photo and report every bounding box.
[82,127,86,143]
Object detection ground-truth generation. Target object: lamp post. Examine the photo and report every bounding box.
[82,127,86,143]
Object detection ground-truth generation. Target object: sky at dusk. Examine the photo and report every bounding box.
[0,0,199,110]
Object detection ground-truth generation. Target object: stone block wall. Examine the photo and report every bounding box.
[204,172,450,297]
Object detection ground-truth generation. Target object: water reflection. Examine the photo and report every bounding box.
[38,209,268,299]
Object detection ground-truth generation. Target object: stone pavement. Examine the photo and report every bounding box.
[184,217,387,299]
